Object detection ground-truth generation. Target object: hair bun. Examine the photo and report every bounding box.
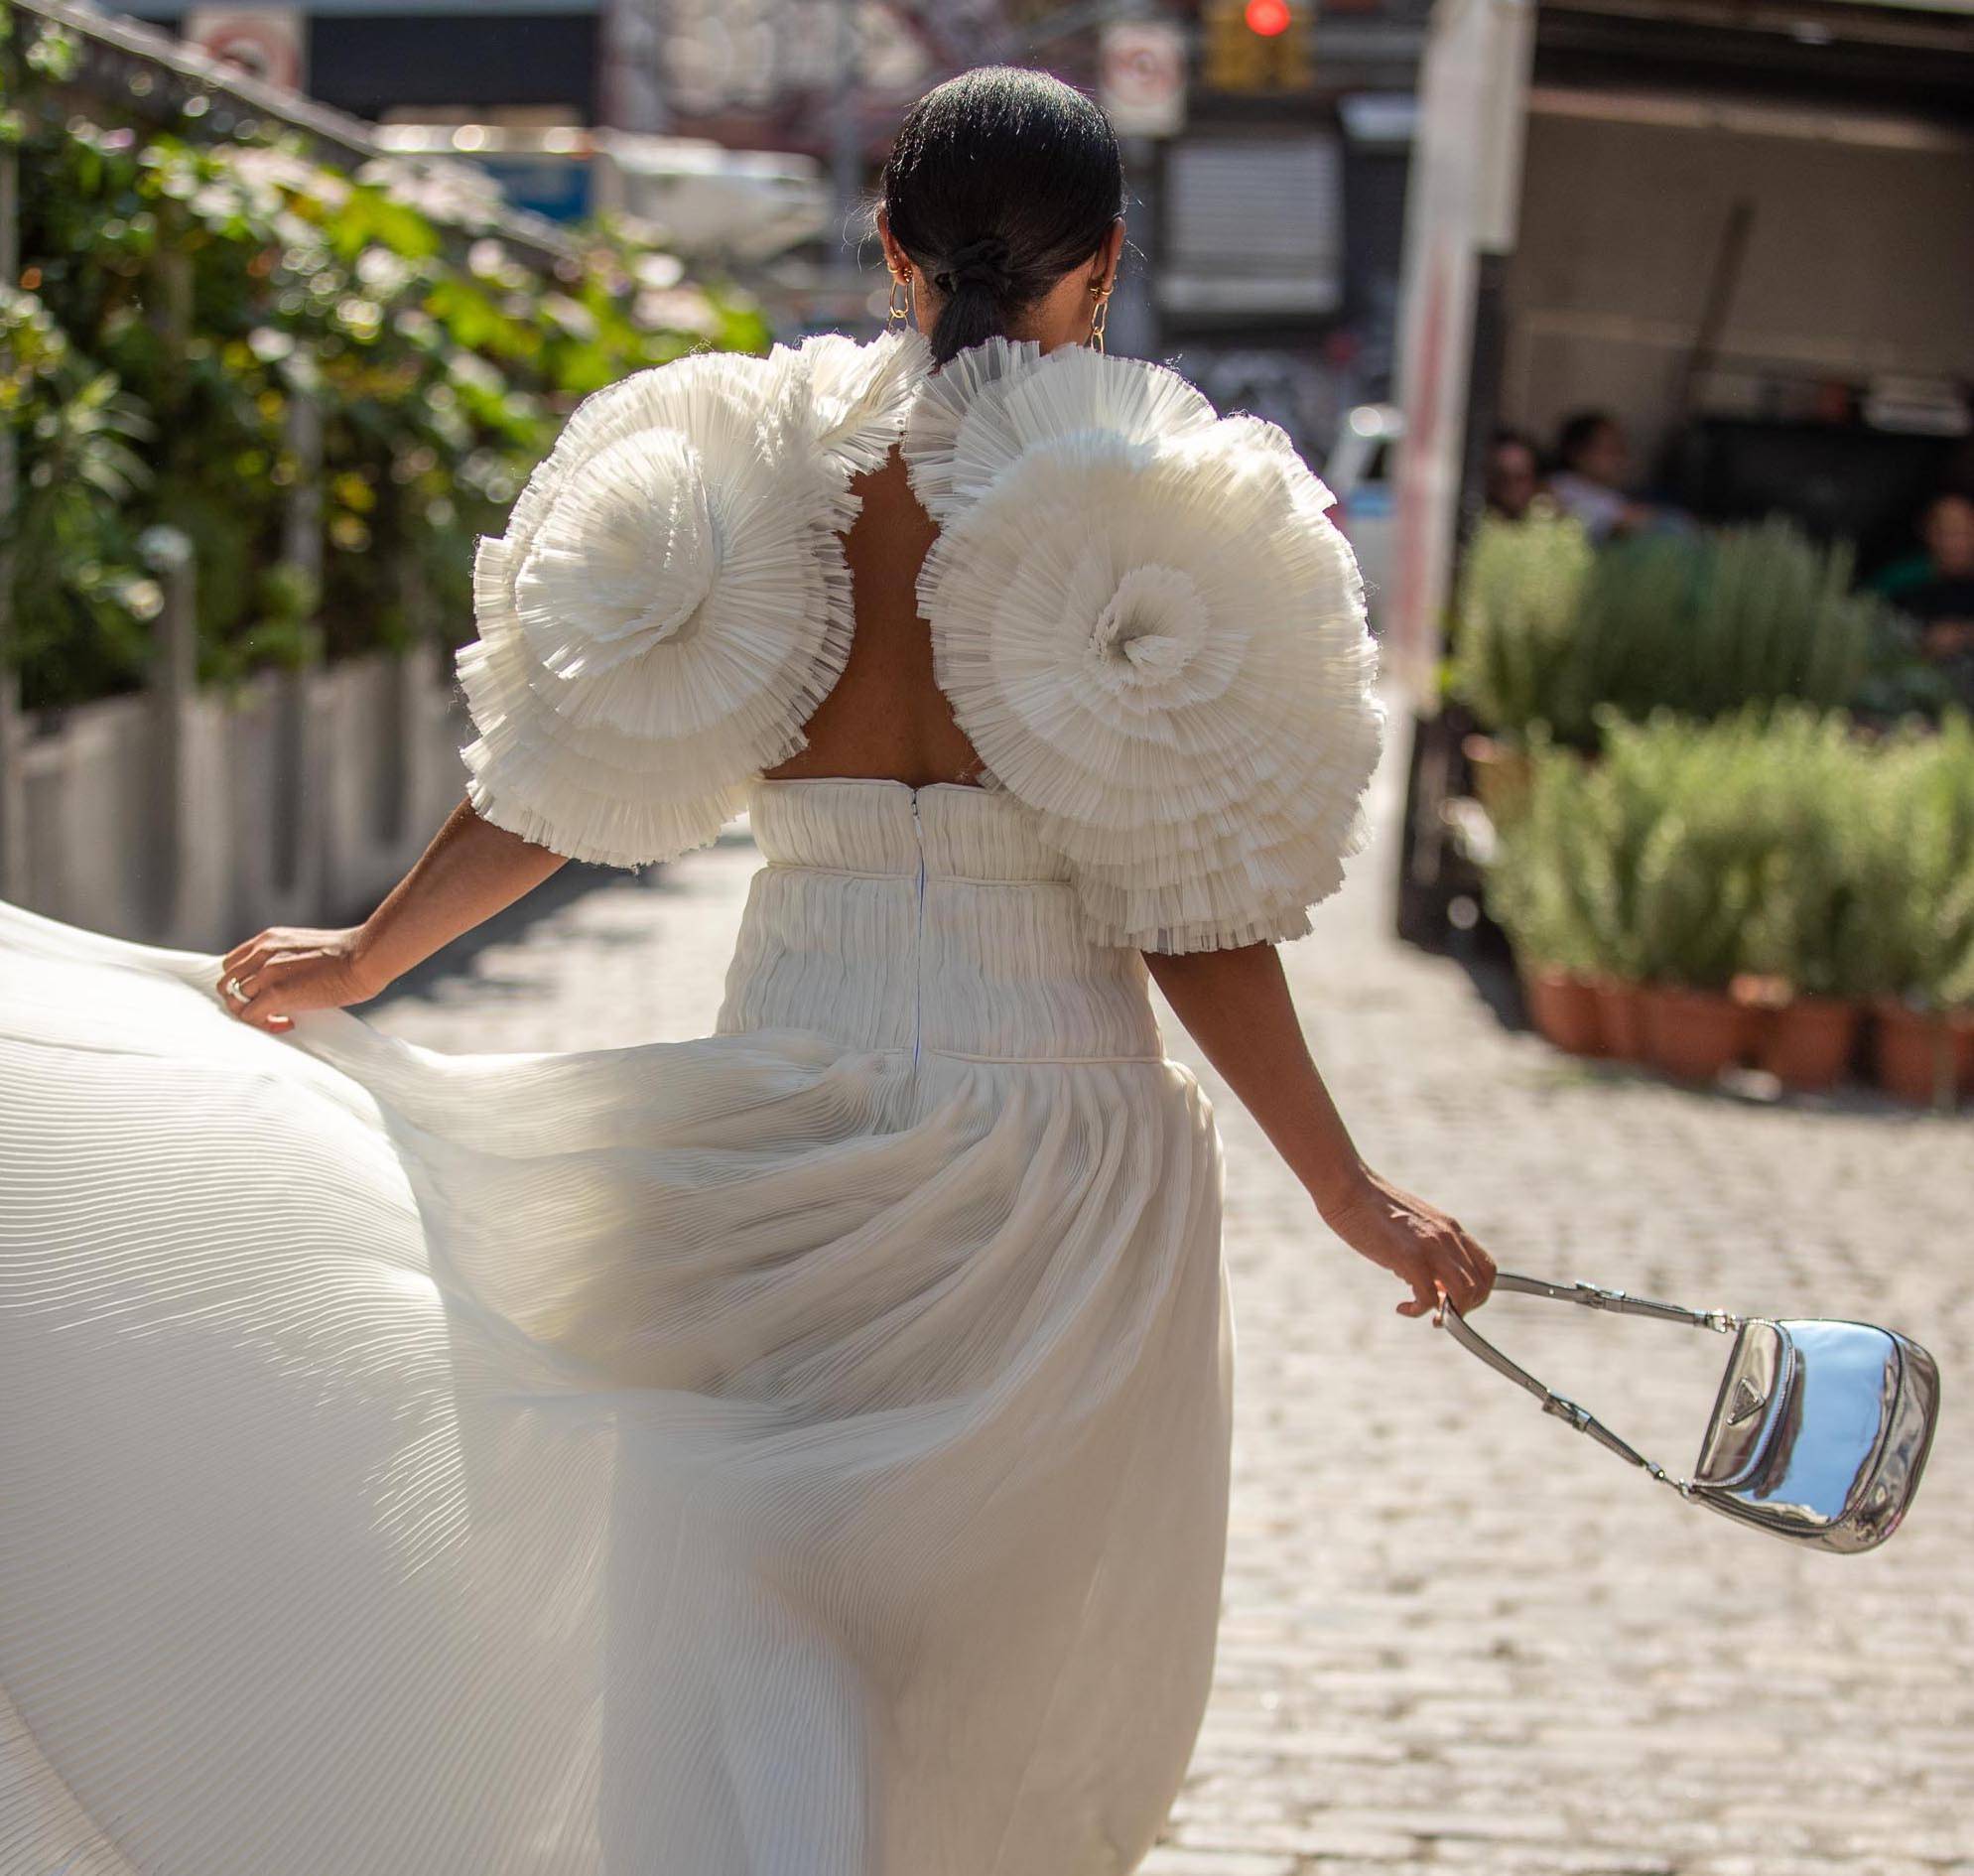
[934,234,1014,299]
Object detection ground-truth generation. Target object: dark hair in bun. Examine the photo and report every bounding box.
[880,66,1123,367]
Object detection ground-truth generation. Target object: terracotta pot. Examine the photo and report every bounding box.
[1589,976,1648,1062]
[1641,983,1754,1084]
[1462,733,1533,826]
[1520,964,1604,1056]
[1872,1002,1973,1109]
[1753,995,1862,1094]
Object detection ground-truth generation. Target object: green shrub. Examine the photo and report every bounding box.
[1854,713,1974,1010]
[1,9,771,711]
[1734,708,1882,1001]
[1626,722,1765,992]
[1483,733,1601,975]
[1453,514,1887,747]
[1487,706,1974,1007]
[1450,507,1593,743]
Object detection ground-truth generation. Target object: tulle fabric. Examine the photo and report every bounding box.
[457,331,932,870]
[458,328,1382,955]
[904,341,1384,953]
[901,336,1218,524]
[0,779,1234,1876]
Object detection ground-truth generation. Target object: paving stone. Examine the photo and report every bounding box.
[1136,1852,1298,1876]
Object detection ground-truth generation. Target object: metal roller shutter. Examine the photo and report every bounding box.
[1159,134,1346,317]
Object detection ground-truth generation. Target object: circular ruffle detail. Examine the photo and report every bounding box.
[902,336,1219,523]
[915,349,1384,954]
[799,326,932,479]
[457,333,931,868]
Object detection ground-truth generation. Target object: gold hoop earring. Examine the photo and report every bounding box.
[1087,289,1111,353]
[887,273,911,326]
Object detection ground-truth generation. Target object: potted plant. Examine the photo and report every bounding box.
[1571,709,1722,1065]
[1625,727,1763,1084]
[1450,508,1594,820]
[1733,709,1873,1092]
[1562,521,1880,743]
[1524,708,1772,1085]
[1858,716,1974,1108]
[1485,739,1603,1054]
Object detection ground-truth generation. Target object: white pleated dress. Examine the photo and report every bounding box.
[0,331,1382,1876]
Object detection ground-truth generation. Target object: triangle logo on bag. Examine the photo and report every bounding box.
[1727,1376,1768,1425]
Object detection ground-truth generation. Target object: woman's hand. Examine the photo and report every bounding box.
[209,797,572,1034]
[216,925,385,1033]
[1318,1166,1498,1320]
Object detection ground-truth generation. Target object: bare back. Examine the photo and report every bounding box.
[759,446,987,789]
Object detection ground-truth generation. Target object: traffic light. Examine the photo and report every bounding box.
[1201,0,1312,93]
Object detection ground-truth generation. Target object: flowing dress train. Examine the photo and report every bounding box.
[0,777,1234,1876]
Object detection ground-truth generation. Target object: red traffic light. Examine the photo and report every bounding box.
[1245,0,1292,33]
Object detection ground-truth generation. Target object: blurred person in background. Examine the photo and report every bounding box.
[1876,490,1974,708]
[1874,489,1974,655]
[1484,428,1545,521]
[1546,409,1681,543]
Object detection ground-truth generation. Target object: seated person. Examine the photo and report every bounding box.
[1483,430,1543,521]
[1545,411,1672,544]
[1874,491,1974,663]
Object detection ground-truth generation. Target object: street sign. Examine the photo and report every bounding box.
[1100,20,1186,138]
[186,8,306,92]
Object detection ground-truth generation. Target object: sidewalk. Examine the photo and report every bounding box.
[372,745,1973,1876]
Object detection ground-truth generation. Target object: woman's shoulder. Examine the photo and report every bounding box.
[530,326,933,491]
[900,336,1223,519]
[452,326,1383,938]
[454,328,934,871]
[903,338,1385,955]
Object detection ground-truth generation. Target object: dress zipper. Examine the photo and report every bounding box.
[909,787,926,1075]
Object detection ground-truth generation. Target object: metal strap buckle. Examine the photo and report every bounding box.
[1438,1271,1728,1496]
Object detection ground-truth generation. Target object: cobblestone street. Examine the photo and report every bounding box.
[372,738,1974,1876]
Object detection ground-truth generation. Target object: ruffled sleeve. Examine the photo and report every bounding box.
[906,340,1383,954]
[456,329,930,867]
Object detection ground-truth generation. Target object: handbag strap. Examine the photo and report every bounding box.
[1435,1272,1744,1497]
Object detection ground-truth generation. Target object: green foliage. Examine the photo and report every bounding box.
[1452,514,1896,747]
[1487,707,1974,1006]
[1853,714,1974,1009]
[1574,521,1877,735]
[1735,709,1883,1001]
[2,16,770,709]
[1619,712,1768,992]
[1449,506,1594,744]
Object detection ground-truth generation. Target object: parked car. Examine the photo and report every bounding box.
[1323,402,1402,629]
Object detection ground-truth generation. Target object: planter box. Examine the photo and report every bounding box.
[1747,995,1862,1094]
[1519,963,1604,1056]
[1589,975,1648,1061]
[1641,983,1754,1083]
[1872,1003,1973,1110]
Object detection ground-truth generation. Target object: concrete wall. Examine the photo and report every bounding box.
[4,646,470,953]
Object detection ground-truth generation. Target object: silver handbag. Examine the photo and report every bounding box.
[1436,1273,1941,1552]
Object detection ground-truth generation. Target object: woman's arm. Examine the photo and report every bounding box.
[1144,942,1496,1317]
[218,796,570,1031]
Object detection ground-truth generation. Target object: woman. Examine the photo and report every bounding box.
[0,67,1494,1876]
